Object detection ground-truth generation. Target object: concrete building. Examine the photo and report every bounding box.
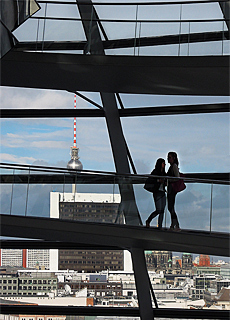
[0,271,18,296]
[217,279,230,293]
[0,249,57,271]
[17,270,58,296]
[0,249,23,267]
[0,269,58,297]
[220,263,230,279]
[193,266,221,276]
[50,191,130,272]
[191,274,218,300]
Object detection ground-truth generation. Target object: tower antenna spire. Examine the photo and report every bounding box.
[67,94,83,171]
[73,94,77,149]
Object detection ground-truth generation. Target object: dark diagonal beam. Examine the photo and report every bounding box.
[219,1,230,31]
[76,1,152,319]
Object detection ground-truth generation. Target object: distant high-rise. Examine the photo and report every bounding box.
[0,249,57,270]
[50,192,128,272]
[0,249,23,267]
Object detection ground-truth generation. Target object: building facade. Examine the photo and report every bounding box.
[0,269,58,297]
[145,251,173,271]
[50,192,125,272]
[0,249,23,267]
[0,272,18,296]
[0,249,57,271]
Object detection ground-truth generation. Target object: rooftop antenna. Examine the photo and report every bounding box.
[67,95,83,193]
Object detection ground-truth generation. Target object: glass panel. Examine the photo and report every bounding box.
[212,184,230,233]
[11,1,229,56]
[1,163,229,233]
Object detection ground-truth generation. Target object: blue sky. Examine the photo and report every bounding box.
[1,87,229,173]
[1,87,229,234]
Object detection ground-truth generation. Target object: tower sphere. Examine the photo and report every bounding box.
[67,158,83,171]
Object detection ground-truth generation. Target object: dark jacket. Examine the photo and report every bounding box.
[150,168,166,193]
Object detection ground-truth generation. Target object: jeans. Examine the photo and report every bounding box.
[146,191,166,228]
[167,189,179,227]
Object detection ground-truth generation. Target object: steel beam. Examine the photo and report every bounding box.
[1,52,229,96]
[13,30,229,52]
[0,304,229,319]
[1,172,229,185]
[1,214,229,257]
[76,2,150,319]
[1,103,229,118]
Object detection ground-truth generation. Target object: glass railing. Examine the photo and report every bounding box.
[0,163,229,317]
[12,0,230,56]
[0,163,229,233]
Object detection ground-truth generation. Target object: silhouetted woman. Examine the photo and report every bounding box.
[167,151,181,231]
[146,158,166,230]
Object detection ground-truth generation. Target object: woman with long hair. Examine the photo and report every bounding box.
[167,151,181,231]
[145,158,166,230]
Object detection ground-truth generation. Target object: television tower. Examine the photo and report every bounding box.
[67,94,83,171]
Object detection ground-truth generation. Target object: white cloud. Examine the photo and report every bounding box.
[31,141,67,149]
[6,133,21,139]
[0,87,99,110]
[0,153,36,164]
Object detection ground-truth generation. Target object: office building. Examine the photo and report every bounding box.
[0,249,57,271]
[50,192,125,272]
[0,249,23,268]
